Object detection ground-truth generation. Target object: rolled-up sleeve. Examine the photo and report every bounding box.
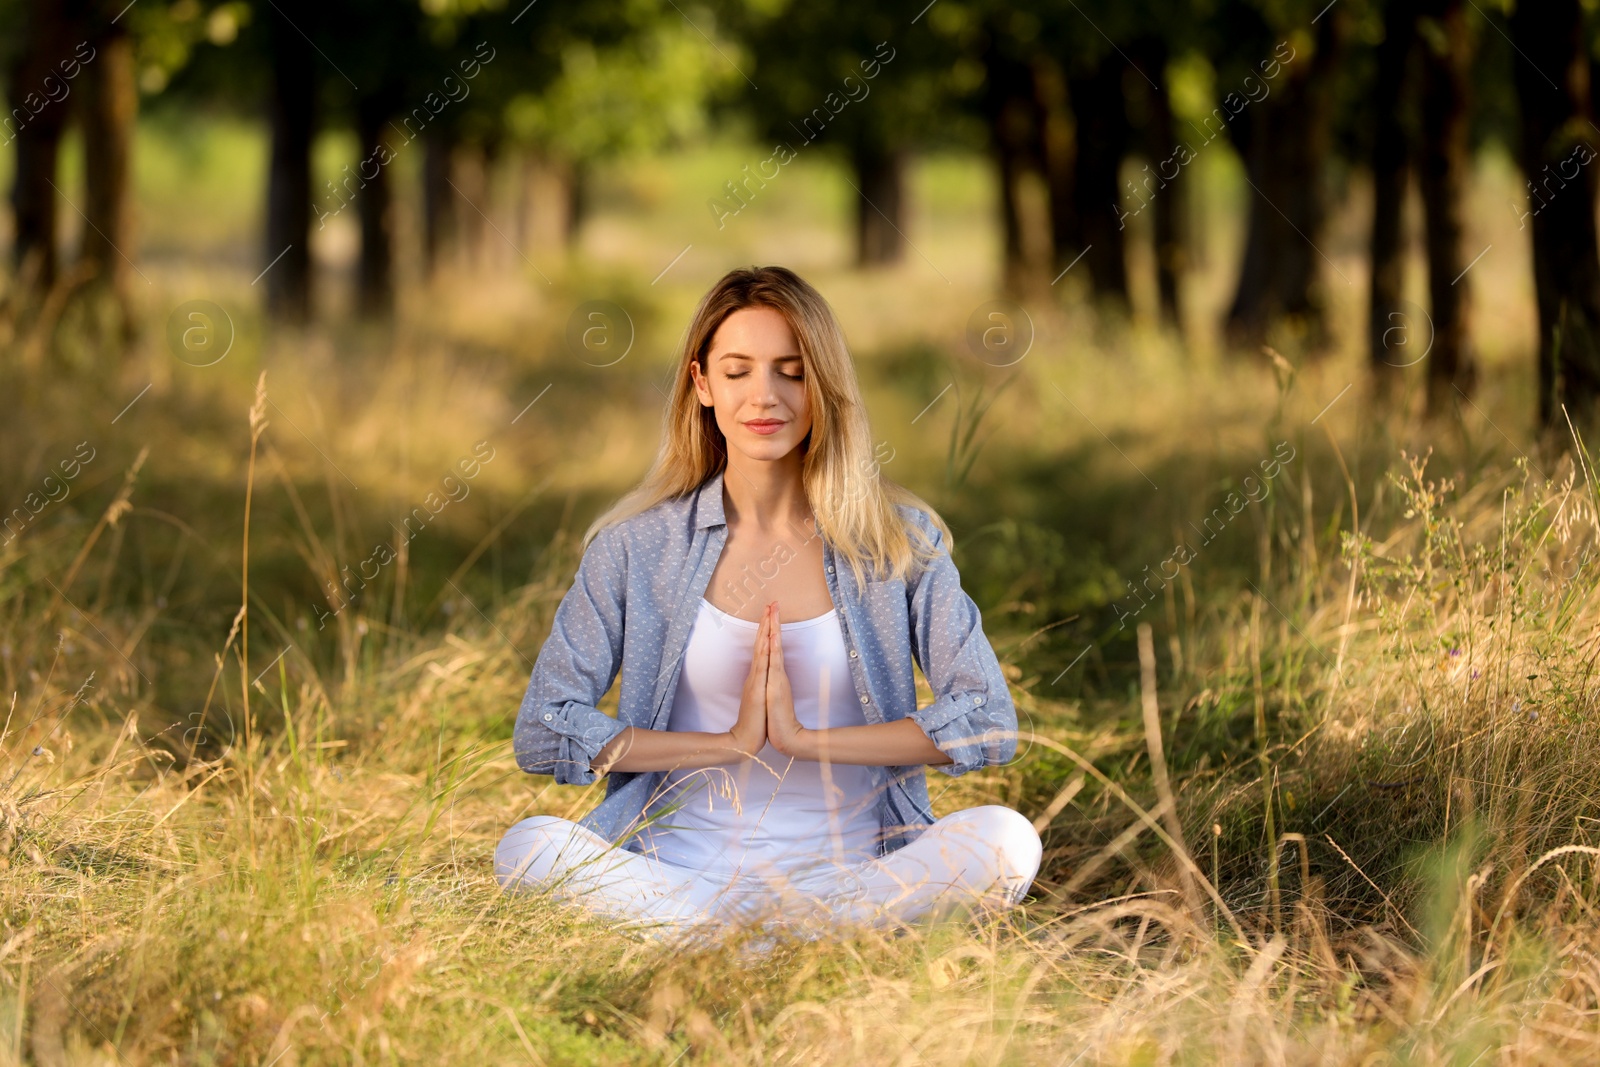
[904,514,1018,775]
[511,524,630,786]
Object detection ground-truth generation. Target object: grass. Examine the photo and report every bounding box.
[2,124,1599,1063]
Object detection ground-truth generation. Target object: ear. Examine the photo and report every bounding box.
[689,359,713,406]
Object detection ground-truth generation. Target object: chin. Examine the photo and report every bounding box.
[734,435,804,462]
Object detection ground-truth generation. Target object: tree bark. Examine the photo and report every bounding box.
[6,0,80,292]
[1227,15,1348,352]
[1130,36,1182,327]
[1031,52,1077,283]
[850,140,907,267]
[421,129,455,278]
[356,92,398,319]
[979,23,1042,293]
[78,10,137,342]
[1368,0,1417,386]
[264,0,316,323]
[1417,0,1475,413]
[1068,55,1130,305]
[1510,0,1600,427]
[564,156,588,250]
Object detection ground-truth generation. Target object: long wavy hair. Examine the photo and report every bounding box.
[583,265,951,589]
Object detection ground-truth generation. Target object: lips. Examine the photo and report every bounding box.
[744,419,785,435]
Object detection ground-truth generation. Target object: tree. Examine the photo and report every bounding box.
[1416,0,1475,412]
[4,0,81,293]
[262,0,316,323]
[977,11,1049,291]
[78,0,139,342]
[713,0,966,270]
[1509,0,1600,428]
[1066,50,1131,306]
[1225,5,1351,352]
[1128,34,1183,326]
[1367,0,1418,389]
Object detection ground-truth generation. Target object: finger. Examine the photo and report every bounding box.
[767,605,780,676]
[752,604,769,660]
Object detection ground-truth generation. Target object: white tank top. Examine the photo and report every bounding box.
[633,597,883,879]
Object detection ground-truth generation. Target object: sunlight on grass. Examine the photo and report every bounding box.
[2,135,1599,1064]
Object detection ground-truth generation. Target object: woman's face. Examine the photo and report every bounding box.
[691,306,812,462]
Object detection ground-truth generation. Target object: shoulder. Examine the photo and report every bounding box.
[590,490,698,559]
[893,502,948,556]
[893,502,936,537]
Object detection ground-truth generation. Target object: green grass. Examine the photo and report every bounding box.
[1,120,1599,1063]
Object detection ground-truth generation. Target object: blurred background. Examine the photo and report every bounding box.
[5,0,1589,718]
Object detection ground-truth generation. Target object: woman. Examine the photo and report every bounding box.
[495,265,1041,939]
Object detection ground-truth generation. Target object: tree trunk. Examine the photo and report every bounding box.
[565,156,588,250]
[1417,0,1475,413]
[6,0,79,291]
[850,140,907,267]
[1129,36,1182,327]
[980,23,1041,293]
[1068,55,1130,305]
[1510,0,1600,427]
[1031,53,1078,283]
[1369,0,1417,385]
[1227,14,1347,352]
[79,13,137,342]
[449,142,488,269]
[356,92,398,319]
[264,0,316,323]
[421,129,455,278]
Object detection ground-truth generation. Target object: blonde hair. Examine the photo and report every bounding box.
[583,265,951,590]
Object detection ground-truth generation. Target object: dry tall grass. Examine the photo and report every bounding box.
[3,141,1599,1064]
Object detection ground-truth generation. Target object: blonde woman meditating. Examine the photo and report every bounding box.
[495,265,1041,938]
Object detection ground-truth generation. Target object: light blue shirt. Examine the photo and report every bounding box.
[510,468,1018,854]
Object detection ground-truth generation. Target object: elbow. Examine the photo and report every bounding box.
[992,726,1018,767]
[511,717,573,780]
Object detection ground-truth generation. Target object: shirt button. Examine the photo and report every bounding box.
[848,649,857,658]
[543,713,553,721]
[827,566,834,574]
[859,694,870,705]
[974,697,984,706]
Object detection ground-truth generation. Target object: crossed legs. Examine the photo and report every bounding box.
[494,806,1043,937]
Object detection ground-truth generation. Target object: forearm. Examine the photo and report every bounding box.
[589,725,753,775]
[789,717,954,766]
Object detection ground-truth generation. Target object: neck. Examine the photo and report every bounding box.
[721,449,812,535]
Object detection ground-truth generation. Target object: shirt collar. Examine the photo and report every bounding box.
[692,466,824,538]
[692,468,727,529]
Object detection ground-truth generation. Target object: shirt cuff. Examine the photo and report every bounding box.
[549,703,628,786]
[907,691,997,776]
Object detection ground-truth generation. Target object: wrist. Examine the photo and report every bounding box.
[725,728,760,759]
[793,725,819,761]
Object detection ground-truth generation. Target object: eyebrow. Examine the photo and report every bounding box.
[717,352,803,362]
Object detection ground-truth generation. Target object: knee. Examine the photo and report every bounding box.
[951,805,1042,883]
[494,815,578,891]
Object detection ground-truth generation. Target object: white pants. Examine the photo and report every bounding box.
[494,806,1043,939]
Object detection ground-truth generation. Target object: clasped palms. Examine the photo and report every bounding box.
[729,601,807,758]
